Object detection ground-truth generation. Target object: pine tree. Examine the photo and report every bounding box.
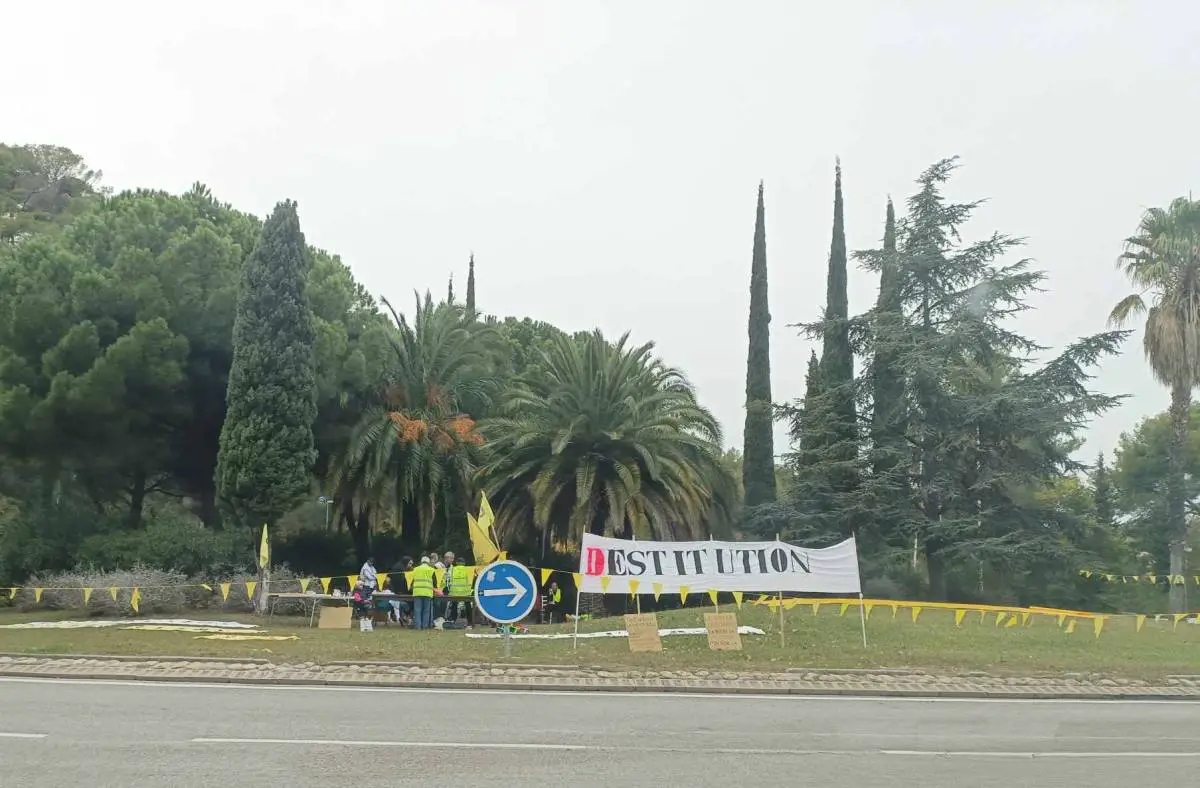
[742,182,777,508]
[466,253,477,317]
[216,200,317,530]
[1093,452,1115,528]
[447,273,455,304]
[796,350,823,468]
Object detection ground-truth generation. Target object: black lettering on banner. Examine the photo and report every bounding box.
[648,550,667,574]
[689,549,705,574]
[608,549,627,576]
[769,548,787,573]
[626,551,647,575]
[755,549,769,573]
[674,550,688,575]
[736,549,753,573]
[715,550,727,574]
[789,549,811,573]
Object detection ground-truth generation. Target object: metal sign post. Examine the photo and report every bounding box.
[473,559,538,658]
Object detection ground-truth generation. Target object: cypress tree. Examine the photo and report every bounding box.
[1093,452,1115,528]
[796,350,822,467]
[216,200,317,530]
[742,181,777,508]
[466,253,477,317]
[820,160,855,437]
[447,273,455,304]
[871,198,906,477]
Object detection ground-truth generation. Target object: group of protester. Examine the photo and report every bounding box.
[350,552,475,632]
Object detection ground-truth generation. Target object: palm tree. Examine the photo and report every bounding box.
[1109,197,1200,612]
[331,293,499,559]
[481,329,737,548]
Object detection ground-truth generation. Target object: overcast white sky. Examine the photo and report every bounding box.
[7,1,1198,461]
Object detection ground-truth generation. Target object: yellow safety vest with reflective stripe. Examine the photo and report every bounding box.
[449,564,473,597]
[411,564,436,598]
[551,587,562,604]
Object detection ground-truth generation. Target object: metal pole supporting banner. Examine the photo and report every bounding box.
[776,533,785,648]
[858,593,869,648]
[572,590,582,650]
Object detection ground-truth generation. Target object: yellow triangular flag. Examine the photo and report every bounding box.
[1136,614,1147,632]
[1020,612,1031,627]
[652,582,663,601]
[1082,569,1093,578]
[1005,615,1019,628]
[403,571,414,590]
[468,511,501,565]
[732,591,743,609]
[258,524,270,569]
[33,588,43,603]
[540,568,552,585]
[201,584,213,592]
[1093,616,1106,638]
[376,573,389,591]
[130,587,141,614]
[995,612,1008,627]
[219,582,232,602]
[890,604,898,619]
[707,589,718,606]
[245,581,257,600]
[82,587,93,606]
[6,587,16,600]
[478,492,496,530]
[811,601,822,616]
[348,574,359,589]
[839,603,850,617]
[599,576,611,593]
[571,573,582,588]
[864,601,875,620]
[1056,613,1066,627]
[320,577,332,594]
[1131,575,1140,582]
[954,609,967,627]
[108,586,118,601]
[299,578,311,593]
[1103,573,1114,582]
[1065,619,1077,634]
[629,579,641,596]
[1173,614,1187,630]
[911,606,923,623]
[679,586,689,605]
[1148,574,1157,584]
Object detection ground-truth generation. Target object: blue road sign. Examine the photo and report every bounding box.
[474,560,537,625]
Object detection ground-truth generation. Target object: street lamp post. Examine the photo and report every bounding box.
[318,496,334,533]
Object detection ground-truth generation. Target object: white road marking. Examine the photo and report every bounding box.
[0,733,46,739]
[189,738,1200,758]
[1,676,1197,706]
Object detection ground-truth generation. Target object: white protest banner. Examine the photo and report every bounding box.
[577,534,861,595]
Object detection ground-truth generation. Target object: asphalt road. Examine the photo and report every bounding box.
[2,678,1200,787]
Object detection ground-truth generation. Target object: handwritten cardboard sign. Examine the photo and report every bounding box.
[704,612,743,651]
[624,613,663,652]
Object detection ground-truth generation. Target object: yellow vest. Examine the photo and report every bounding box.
[449,564,473,597]
[551,587,562,604]
[411,564,436,598]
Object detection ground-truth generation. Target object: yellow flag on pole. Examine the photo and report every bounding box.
[258,524,270,569]
[467,512,501,565]
[629,579,641,596]
[707,589,718,606]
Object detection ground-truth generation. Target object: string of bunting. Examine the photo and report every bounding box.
[1078,569,1200,585]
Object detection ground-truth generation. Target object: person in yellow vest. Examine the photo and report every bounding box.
[445,556,473,625]
[545,580,563,623]
[411,556,437,629]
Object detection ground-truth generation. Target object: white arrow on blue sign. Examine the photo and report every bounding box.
[473,559,538,625]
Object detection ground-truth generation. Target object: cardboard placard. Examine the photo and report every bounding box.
[704,612,742,651]
[318,605,353,629]
[624,613,662,652]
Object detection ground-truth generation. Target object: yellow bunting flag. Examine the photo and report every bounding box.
[33,588,43,603]
[599,576,612,593]
[707,589,718,606]
[82,587,93,606]
[130,587,141,614]
[679,586,689,605]
[108,586,119,601]
[890,604,899,619]
[7,587,17,600]
[245,581,257,601]
[652,582,663,601]
[299,578,311,594]
[1056,613,1066,627]
[1093,617,1106,639]
[1174,614,1187,630]
[732,591,743,609]
[911,606,922,623]
[995,612,1008,627]
[1065,619,1077,634]
[201,584,213,592]
[954,609,967,627]
[540,568,552,586]
[839,603,850,617]
[571,573,582,588]
[320,577,332,595]
[403,572,414,590]
[1148,574,1157,584]
[219,583,232,602]
[1020,612,1031,627]
[629,579,641,596]
[1005,615,1019,629]
[811,602,822,616]
[864,601,875,620]
[1136,615,1147,633]
[377,573,389,591]
[348,574,359,589]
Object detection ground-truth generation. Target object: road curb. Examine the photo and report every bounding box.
[1,667,1198,701]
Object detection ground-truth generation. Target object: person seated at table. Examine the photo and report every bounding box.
[351,580,374,632]
[379,573,411,625]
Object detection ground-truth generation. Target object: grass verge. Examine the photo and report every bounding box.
[1,605,1197,679]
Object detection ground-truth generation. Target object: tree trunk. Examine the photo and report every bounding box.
[1167,382,1191,613]
[127,466,147,529]
[925,543,947,601]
